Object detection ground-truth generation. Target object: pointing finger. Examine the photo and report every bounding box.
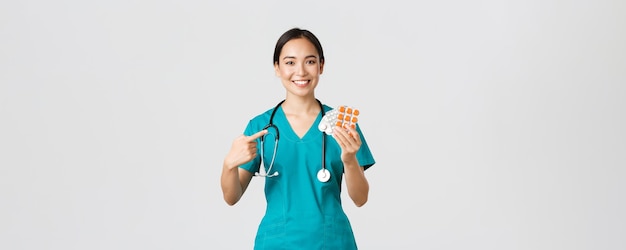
[247,129,268,141]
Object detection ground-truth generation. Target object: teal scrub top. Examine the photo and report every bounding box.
[240,103,376,250]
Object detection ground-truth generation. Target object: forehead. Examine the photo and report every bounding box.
[280,38,318,58]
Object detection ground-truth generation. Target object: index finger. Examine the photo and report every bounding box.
[247,129,268,141]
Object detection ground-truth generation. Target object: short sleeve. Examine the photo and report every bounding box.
[355,123,376,171]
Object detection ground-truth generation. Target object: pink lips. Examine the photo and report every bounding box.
[293,80,309,87]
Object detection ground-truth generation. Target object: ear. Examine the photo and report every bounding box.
[274,62,280,77]
[319,61,325,75]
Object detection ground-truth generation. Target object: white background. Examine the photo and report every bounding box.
[1,0,625,249]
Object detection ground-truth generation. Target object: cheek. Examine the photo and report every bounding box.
[308,65,321,74]
[279,68,293,78]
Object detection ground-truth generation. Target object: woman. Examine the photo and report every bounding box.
[220,27,376,249]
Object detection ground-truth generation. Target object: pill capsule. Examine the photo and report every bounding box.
[319,105,361,135]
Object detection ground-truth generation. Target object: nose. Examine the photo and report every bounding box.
[295,62,306,76]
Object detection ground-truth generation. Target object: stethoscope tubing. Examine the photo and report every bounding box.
[257,99,329,182]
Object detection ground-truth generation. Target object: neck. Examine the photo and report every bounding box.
[281,97,320,115]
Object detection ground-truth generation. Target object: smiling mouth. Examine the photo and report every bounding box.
[293,80,309,86]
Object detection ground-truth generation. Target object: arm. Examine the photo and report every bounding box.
[220,130,267,206]
[332,126,369,207]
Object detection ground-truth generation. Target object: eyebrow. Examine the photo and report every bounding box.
[282,55,318,60]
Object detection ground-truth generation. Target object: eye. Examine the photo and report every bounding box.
[285,61,294,65]
[306,60,317,65]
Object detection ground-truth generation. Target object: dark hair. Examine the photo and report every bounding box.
[273,28,325,65]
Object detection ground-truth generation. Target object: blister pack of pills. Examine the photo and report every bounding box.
[318,105,360,135]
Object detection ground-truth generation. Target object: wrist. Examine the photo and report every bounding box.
[342,157,359,168]
[223,159,238,170]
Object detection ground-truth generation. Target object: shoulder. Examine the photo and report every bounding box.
[243,106,275,135]
[321,103,334,113]
[249,107,274,122]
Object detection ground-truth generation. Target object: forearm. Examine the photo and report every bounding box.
[221,162,243,206]
[343,157,369,207]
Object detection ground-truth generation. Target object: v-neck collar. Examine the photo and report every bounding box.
[275,106,324,141]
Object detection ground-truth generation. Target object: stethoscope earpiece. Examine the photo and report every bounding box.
[255,171,279,177]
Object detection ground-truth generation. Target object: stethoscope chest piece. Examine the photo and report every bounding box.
[317,169,331,182]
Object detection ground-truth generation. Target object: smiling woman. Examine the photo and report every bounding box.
[219,27,376,250]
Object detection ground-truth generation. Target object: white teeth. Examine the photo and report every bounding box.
[294,80,308,86]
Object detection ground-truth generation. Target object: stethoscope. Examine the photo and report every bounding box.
[254,99,331,182]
